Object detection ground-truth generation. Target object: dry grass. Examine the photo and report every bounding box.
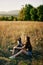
[0,21,43,49]
[0,21,43,65]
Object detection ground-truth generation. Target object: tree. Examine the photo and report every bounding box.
[8,16,14,21]
[0,16,8,21]
[30,8,38,21]
[37,5,43,21]
[18,4,33,21]
[4,17,8,21]
[14,17,17,21]
[1,16,5,21]
[39,15,43,21]
[10,16,14,21]
[18,7,25,21]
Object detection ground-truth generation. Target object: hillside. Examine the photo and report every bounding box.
[0,10,19,16]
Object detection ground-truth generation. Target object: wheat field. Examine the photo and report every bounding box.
[0,21,43,49]
[0,21,43,65]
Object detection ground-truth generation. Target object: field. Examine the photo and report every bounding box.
[0,21,43,65]
[0,21,43,48]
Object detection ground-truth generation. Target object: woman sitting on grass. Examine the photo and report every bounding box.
[12,37,23,55]
[9,36,32,59]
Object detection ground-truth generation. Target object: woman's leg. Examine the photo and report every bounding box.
[12,49,28,57]
[14,49,23,57]
[22,50,29,55]
[9,49,23,59]
[13,49,28,57]
[23,50,32,55]
[9,49,29,59]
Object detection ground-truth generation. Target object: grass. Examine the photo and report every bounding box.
[0,21,43,65]
[0,21,43,48]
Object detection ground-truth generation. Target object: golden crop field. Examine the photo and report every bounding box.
[0,21,43,50]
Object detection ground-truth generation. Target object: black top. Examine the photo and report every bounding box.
[25,41,32,52]
[17,42,22,47]
[17,37,22,47]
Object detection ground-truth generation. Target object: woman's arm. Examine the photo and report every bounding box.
[13,44,25,50]
[15,47,22,49]
[16,45,25,49]
[22,45,25,49]
[13,45,25,50]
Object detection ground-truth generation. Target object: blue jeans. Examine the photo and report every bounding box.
[26,51,32,55]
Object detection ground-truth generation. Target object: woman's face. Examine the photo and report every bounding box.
[23,36,27,44]
[17,41,19,44]
[25,36,27,41]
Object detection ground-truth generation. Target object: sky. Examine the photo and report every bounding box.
[0,0,43,11]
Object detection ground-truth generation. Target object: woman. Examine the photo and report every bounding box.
[17,37,23,47]
[12,37,23,55]
[24,36,32,55]
[9,36,32,59]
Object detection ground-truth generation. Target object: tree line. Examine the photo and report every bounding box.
[0,16,17,21]
[18,4,43,21]
[0,4,43,21]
